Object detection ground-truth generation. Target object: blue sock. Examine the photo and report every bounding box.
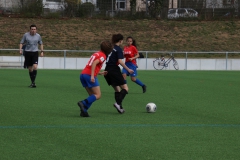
[87,102,92,109]
[135,79,144,87]
[81,101,88,112]
[82,95,96,112]
[87,95,97,104]
[124,80,127,84]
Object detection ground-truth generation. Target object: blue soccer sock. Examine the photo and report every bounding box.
[82,95,97,112]
[135,79,144,87]
[124,80,127,84]
[81,101,88,112]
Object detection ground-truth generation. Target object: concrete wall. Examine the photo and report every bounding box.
[0,0,18,9]
[0,56,239,70]
[43,0,65,10]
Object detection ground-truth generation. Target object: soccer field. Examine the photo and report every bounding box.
[0,69,239,160]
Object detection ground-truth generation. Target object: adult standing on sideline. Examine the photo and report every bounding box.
[19,24,44,88]
[122,36,147,93]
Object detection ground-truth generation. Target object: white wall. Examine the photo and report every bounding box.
[0,0,18,9]
[206,0,223,8]
[1,56,239,70]
[43,0,65,10]
[81,0,96,5]
[0,0,64,10]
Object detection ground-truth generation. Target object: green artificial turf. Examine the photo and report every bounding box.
[0,69,239,160]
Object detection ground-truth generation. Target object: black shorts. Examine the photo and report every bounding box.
[104,65,125,86]
[24,51,39,67]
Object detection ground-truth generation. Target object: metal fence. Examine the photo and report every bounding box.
[0,0,239,19]
[1,49,240,70]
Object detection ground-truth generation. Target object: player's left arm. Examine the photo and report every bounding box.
[98,71,107,75]
[130,47,139,61]
[39,35,44,57]
[40,44,44,57]
[133,52,140,59]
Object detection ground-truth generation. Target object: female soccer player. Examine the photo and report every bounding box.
[77,40,113,117]
[104,34,134,114]
[122,36,147,93]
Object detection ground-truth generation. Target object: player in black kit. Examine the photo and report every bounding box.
[104,34,134,114]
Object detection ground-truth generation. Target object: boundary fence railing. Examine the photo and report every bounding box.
[0,49,240,70]
[143,51,240,70]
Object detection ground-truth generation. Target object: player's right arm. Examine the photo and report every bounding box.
[118,59,134,74]
[19,34,26,54]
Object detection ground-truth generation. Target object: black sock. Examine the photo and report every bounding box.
[29,71,34,83]
[84,99,89,104]
[115,92,121,105]
[118,89,128,105]
[32,70,37,84]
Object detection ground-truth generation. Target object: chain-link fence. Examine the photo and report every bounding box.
[0,0,239,19]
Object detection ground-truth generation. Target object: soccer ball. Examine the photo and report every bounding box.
[146,103,157,113]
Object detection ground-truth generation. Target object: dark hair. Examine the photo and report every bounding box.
[126,36,137,48]
[30,24,37,29]
[100,40,113,56]
[112,34,124,44]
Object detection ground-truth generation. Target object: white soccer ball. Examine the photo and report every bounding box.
[146,103,157,113]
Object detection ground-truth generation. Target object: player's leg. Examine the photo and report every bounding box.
[78,74,90,117]
[112,85,122,105]
[104,66,125,113]
[30,52,39,87]
[81,86,100,111]
[25,52,35,88]
[119,84,129,102]
[104,70,121,108]
[78,74,100,117]
[112,85,125,113]
[112,85,123,112]
[110,69,126,113]
[130,68,147,93]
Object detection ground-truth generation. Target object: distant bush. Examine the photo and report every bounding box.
[20,0,44,18]
[43,11,62,19]
[77,2,95,17]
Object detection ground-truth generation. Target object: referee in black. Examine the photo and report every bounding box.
[19,24,44,88]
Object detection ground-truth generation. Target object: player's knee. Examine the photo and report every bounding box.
[131,77,136,82]
[122,85,129,92]
[33,66,38,70]
[95,93,101,100]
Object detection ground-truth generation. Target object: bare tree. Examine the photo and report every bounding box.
[146,0,167,19]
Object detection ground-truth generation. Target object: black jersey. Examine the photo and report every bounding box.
[106,45,124,66]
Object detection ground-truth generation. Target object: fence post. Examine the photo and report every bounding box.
[111,0,114,17]
[20,54,23,68]
[64,50,66,69]
[226,52,228,70]
[145,51,148,70]
[185,52,188,70]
